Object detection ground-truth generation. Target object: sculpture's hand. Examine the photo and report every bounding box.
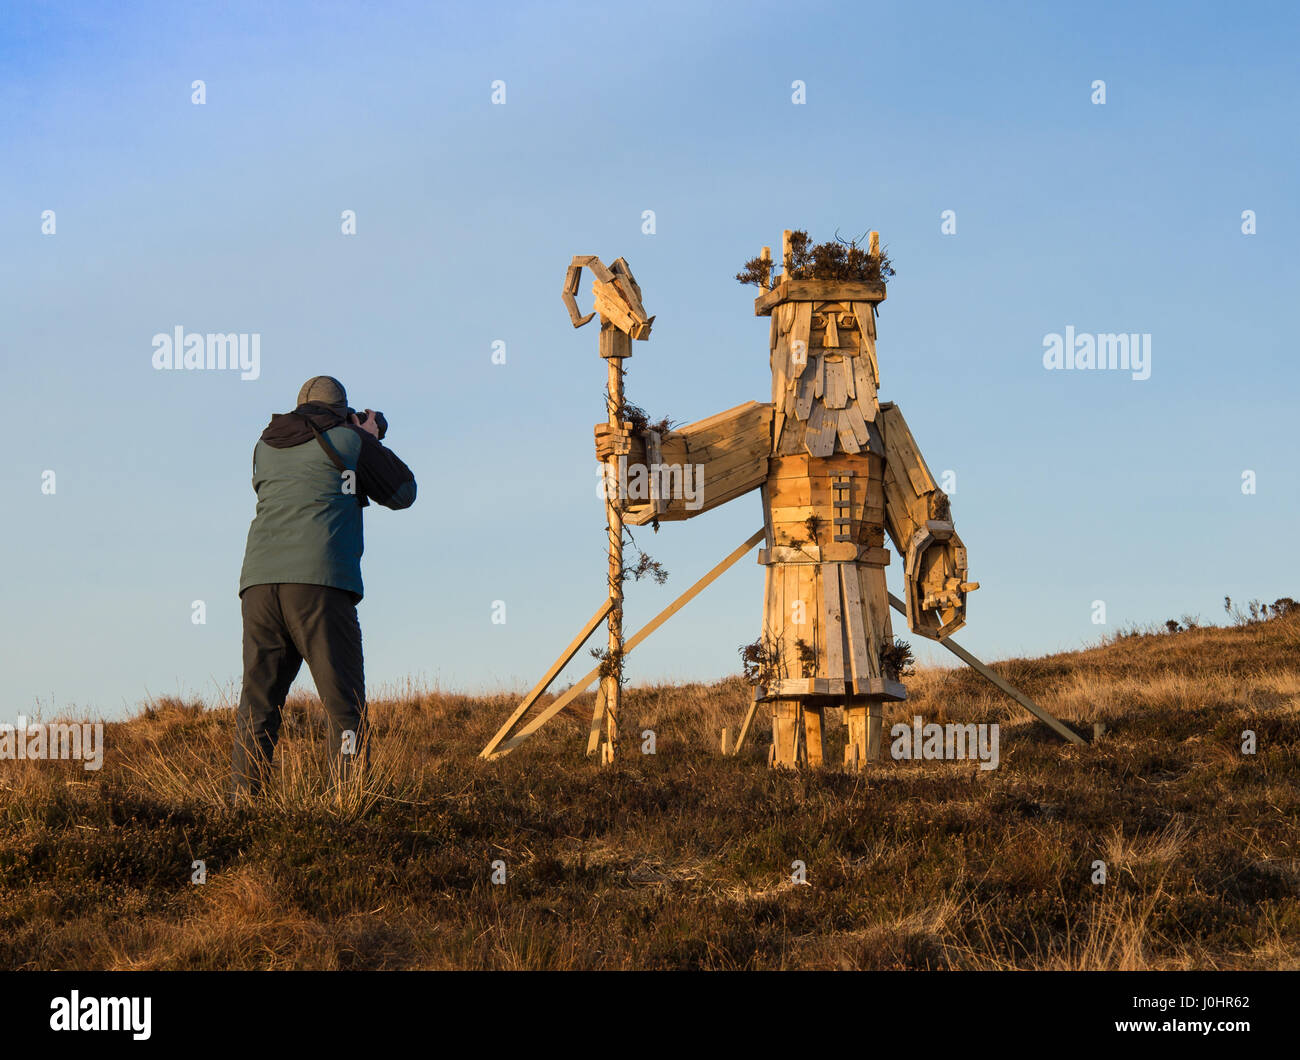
[903,523,978,640]
[594,422,634,462]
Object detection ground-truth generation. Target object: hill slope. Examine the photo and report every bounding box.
[2,614,1298,969]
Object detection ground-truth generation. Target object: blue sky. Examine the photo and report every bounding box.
[4,0,1298,720]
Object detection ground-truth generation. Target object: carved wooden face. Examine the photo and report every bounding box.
[809,302,860,357]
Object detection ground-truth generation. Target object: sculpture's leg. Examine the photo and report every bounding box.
[803,703,825,768]
[868,701,883,761]
[843,697,883,770]
[844,702,867,769]
[772,699,800,768]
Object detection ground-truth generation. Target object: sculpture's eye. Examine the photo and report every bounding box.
[839,313,856,329]
[811,313,827,328]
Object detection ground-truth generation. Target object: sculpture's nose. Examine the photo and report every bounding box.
[823,312,840,348]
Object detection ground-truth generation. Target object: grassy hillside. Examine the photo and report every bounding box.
[2,611,1298,970]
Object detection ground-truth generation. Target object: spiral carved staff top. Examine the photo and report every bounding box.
[562,255,654,344]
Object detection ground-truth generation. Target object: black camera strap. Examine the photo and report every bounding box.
[294,413,368,508]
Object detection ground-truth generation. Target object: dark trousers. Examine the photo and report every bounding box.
[232,583,367,797]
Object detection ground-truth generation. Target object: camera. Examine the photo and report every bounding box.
[352,409,388,440]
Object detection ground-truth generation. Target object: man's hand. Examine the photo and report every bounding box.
[594,422,634,462]
[350,409,381,439]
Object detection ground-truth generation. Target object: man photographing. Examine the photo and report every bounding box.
[233,375,417,800]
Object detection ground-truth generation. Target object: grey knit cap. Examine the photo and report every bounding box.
[297,375,348,409]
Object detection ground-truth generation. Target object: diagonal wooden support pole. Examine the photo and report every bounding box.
[480,599,614,758]
[730,688,762,755]
[485,528,766,759]
[586,684,608,757]
[887,592,1086,746]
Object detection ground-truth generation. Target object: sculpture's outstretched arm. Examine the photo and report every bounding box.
[595,401,773,525]
[879,401,978,639]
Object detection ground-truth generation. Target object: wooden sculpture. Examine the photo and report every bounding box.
[606,229,978,768]
[481,232,1084,767]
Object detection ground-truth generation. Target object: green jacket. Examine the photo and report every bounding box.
[239,403,417,600]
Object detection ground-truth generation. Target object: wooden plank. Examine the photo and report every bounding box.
[804,706,824,768]
[626,461,766,523]
[858,677,907,700]
[770,551,785,651]
[593,284,636,333]
[885,592,1086,745]
[688,413,768,454]
[695,429,772,463]
[843,402,871,447]
[762,677,849,696]
[489,530,766,757]
[836,410,861,454]
[790,563,809,648]
[771,476,869,509]
[821,562,845,680]
[733,689,762,754]
[767,454,810,479]
[794,371,816,420]
[804,401,836,457]
[824,359,848,409]
[771,329,789,405]
[772,700,799,766]
[758,545,824,564]
[755,280,888,316]
[767,478,811,507]
[645,430,667,514]
[611,273,643,316]
[821,541,859,562]
[760,482,775,550]
[698,455,769,503]
[852,302,879,388]
[680,400,768,438]
[685,448,771,494]
[770,503,823,526]
[790,302,813,376]
[880,404,936,495]
[840,564,872,688]
[852,357,877,415]
[480,598,615,757]
[585,683,607,756]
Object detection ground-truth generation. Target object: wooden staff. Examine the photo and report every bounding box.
[598,319,632,762]
[560,255,652,765]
